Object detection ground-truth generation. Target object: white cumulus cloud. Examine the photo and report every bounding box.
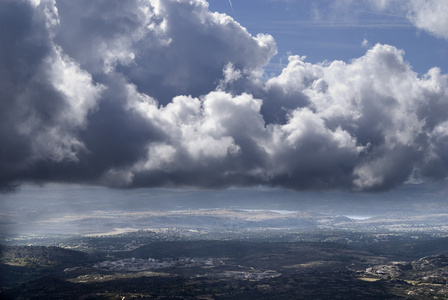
[408,0,448,40]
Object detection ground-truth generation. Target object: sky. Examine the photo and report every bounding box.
[209,0,448,76]
[1,0,448,208]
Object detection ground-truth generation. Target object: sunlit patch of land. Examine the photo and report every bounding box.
[359,277,381,282]
[67,271,171,283]
[85,228,140,237]
[283,260,337,269]
[6,206,448,238]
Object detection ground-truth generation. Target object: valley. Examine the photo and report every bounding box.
[3,226,448,299]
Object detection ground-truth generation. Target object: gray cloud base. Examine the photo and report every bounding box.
[1,0,448,192]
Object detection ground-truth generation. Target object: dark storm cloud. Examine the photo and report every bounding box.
[0,0,92,189]
[53,0,276,103]
[1,0,448,192]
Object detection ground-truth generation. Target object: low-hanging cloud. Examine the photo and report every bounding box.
[1,0,448,192]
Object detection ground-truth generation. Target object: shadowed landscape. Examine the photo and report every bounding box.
[3,207,448,299]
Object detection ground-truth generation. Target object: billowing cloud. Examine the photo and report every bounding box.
[1,0,448,192]
[53,0,276,103]
[407,0,448,40]
[370,0,448,40]
[0,0,103,189]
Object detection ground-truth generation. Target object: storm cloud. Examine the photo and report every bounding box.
[1,0,448,192]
